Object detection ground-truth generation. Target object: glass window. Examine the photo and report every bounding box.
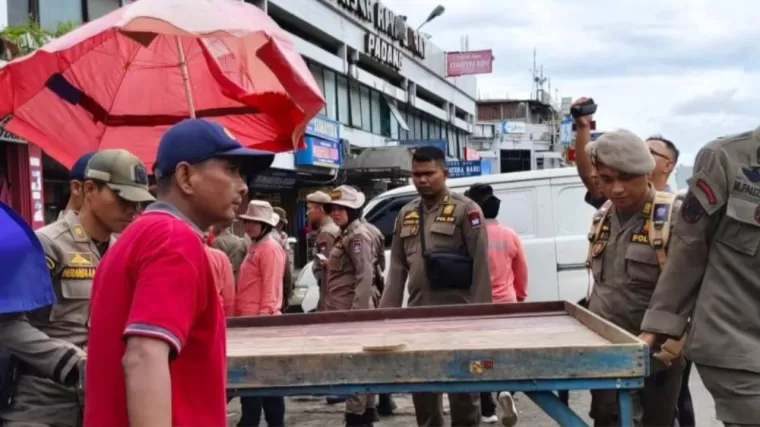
[87,0,122,20]
[384,96,409,131]
[39,0,82,31]
[389,113,399,139]
[349,80,363,129]
[370,90,382,135]
[399,109,409,140]
[447,126,456,157]
[407,113,417,139]
[360,86,372,132]
[430,120,440,139]
[8,0,30,26]
[323,69,337,121]
[421,117,429,140]
[414,114,422,139]
[308,64,326,116]
[336,75,350,125]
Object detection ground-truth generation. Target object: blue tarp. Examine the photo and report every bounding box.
[0,201,55,314]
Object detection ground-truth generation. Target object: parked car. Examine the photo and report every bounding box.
[290,168,596,313]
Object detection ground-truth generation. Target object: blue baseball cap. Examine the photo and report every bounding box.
[70,152,96,181]
[154,119,275,178]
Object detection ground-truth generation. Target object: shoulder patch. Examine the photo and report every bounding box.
[351,239,362,254]
[467,210,482,228]
[681,194,705,224]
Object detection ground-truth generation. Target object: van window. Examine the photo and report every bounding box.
[365,195,417,247]
[493,188,537,236]
[554,185,594,235]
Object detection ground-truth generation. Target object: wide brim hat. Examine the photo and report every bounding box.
[239,200,279,227]
[328,185,366,210]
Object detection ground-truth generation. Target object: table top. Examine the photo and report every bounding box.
[227,311,612,358]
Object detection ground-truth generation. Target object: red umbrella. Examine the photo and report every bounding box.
[0,0,325,169]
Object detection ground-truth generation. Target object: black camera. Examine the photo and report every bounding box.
[570,98,597,119]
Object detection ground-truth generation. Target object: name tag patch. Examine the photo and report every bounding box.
[434,216,456,223]
[403,211,420,226]
[631,233,649,244]
[61,267,96,280]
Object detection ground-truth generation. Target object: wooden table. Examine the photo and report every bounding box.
[227,301,648,427]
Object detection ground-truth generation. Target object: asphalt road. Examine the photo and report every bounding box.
[227,368,722,426]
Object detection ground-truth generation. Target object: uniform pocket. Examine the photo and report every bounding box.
[49,280,92,325]
[327,252,344,272]
[399,226,419,255]
[624,245,660,285]
[430,222,456,236]
[717,217,760,256]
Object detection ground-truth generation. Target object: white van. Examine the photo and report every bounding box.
[289,167,596,312]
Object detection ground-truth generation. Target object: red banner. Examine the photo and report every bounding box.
[446,50,494,77]
[28,144,45,229]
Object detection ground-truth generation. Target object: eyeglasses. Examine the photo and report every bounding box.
[650,149,672,162]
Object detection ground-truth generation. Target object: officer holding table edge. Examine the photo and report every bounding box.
[0,149,154,427]
[640,129,760,427]
[380,146,491,427]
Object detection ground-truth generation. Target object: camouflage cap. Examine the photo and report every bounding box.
[85,149,155,203]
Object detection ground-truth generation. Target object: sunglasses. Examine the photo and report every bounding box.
[650,149,672,162]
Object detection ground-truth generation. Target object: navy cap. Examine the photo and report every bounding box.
[70,152,96,181]
[154,119,275,178]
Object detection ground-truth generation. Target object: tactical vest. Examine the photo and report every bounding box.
[586,191,685,365]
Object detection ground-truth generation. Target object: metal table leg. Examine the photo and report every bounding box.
[526,391,589,427]
[618,389,634,427]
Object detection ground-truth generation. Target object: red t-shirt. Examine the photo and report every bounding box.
[84,205,227,427]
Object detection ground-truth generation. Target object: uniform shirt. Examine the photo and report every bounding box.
[205,246,236,317]
[323,219,374,311]
[641,130,760,373]
[380,191,492,308]
[311,217,341,282]
[212,228,247,283]
[485,220,528,303]
[84,201,226,427]
[235,233,286,316]
[588,187,679,335]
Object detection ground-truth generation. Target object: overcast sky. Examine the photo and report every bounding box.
[382,0,757,165]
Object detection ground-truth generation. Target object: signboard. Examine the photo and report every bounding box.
[297,116,342,169]
[500,120,526,135]
[446,160,482,178]
[480,159,492,176]
[28,145,45,229]
[0,116,26,144]
[249,169,298,191]
[446,50,494,77]
[337,0,426,71]
[560,117,574,147]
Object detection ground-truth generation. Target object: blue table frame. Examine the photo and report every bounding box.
[226,302,647,427]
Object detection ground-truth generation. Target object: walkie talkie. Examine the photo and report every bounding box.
[570,98,598,119]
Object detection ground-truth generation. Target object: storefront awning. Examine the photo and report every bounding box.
[344,146,414,178]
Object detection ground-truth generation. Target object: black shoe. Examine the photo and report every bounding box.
[376,394,396,416]
[345,412,371,427]
[365,407,379,423]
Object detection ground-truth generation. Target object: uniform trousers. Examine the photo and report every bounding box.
[0,375,80,427]
[345,393,375,415]
[412,392,480,427]
[697,364,760,426]
[590,357,683,427]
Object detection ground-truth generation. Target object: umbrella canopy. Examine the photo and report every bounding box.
[0,0,325,170]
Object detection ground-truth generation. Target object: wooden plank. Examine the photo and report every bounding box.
[563,301,645,345]
[227,301,565,329]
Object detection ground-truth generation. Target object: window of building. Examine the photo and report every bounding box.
[447,126,456,157]
[398,109,409,140]
[370,90,382,135]
[348,80,363,129]
[421,117,429,140]
[384,96,409,133]
[7,0,31,26]
[308,64,327,116]
[336,75,350,125]
[37,0,83,31]
[360,85,372,132]
[389,113,399,140]
[414,114,422,139]
[323,69,337,121]
[86,0,123,20]
[407,113,417,140]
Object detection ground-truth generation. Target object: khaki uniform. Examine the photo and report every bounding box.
[586,187,683,427]
[276,230,294,311]
[1,211,114,427]
[380,191,491,427]
[641,130,760,426]
[323,219,376,415]
[312,218,341,311]
[212,228,247,284]
[362,219,386,305]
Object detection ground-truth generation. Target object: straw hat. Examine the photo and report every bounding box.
[239,200,279,227]
[328,185,366,209]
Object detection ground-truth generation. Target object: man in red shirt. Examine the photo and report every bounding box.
[84,119,274,427]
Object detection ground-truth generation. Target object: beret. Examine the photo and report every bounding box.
[586,129,655,175]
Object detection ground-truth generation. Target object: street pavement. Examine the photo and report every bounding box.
[227,368,721,426]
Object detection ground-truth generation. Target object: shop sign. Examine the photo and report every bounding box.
[28,145,45,229]
[249,169,298,191]
[298,116,342,169]
[336,0,427,70]
[0,116,26,144]
[446,160,482,178]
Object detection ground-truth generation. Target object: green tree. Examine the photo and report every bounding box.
[0,21,77,59]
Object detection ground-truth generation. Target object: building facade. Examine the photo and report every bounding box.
[469,98,565,174]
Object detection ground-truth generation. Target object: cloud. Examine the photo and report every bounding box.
[382,0,759,165]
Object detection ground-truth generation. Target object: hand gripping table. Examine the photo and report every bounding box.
[226,301,648,427]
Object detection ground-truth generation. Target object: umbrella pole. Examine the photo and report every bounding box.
[175,36,196,118]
